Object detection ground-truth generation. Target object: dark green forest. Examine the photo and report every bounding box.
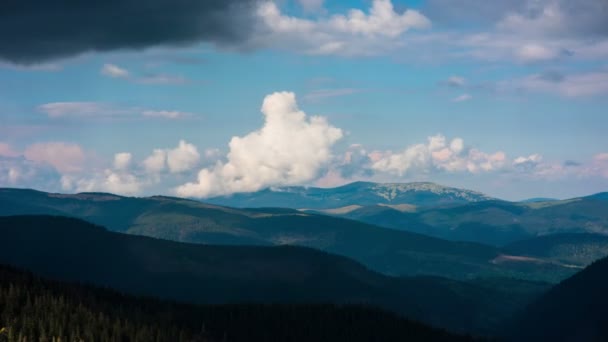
[0,265,474,342]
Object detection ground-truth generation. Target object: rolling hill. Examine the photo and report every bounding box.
[0,215,549,335]
[0,188,576,282]
[331,195,608,247]
[506,255,608,341]
[205,181,494,209]
[0,264,476,342]
[504,233,608,267]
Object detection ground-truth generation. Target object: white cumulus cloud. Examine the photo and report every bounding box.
[254,0,430,56]
[24,142,85,174]
[101,63,130,78]
[142,140,200,174]
[370,134,506,176]
[113,152,132,170]
[176,91,343,197]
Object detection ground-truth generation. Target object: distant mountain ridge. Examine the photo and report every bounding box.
[206,181,494,209]
[0,187,577,282]
[320,193,608,247]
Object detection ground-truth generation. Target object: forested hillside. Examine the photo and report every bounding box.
[0,264,474,342]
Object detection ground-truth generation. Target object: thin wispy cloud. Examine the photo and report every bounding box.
[304,88,362,102]
[100,64,188,85]
[101,64,130,78]
[38,102,193,121]
[452,94,472,102]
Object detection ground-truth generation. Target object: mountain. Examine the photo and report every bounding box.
[0,215,549,335]
[520,197,558,203]
[507,255,608,341]
[0,188,576,282]
[205,182,494,209]
[0,264,476,342]
[333,195,608,247]
[505,233,608,267]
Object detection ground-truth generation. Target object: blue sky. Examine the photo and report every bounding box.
[1,0,607,200]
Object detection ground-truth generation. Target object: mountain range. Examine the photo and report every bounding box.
[0,187,580,282]
[206,181,494,209]
[203,181,608,248]
[0,215,549,335]
[329,195,608,247]
[2,181,608,339]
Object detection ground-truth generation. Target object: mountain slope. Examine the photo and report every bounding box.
[336,195,608,247]
[507,255,608,341]
[205,181,493,209]
[0,215,548,335]
[505,233,608,266]
[0,188,575,282]
[0,264,475,342]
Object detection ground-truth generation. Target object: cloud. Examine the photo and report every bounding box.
[496,1,608,39]
[298,0,325,13]
[61,141,202,196]
[303,88,361,102]
[38,102,116,119]
[167,140,200,173]
[413,1,608,65]
[143,149,167,174]
[39,102,192,120]
[513,154,543,172]
[446,76,466,87]
[136,73,188,85]
[141,110,190,119]
[591,153,608,178]
[514,70,608,97]
[0,143,20,158]
[0,155,61,189]
[176,91,343,197]
[113,152,132,170]
[515,43,561,62]
[61,169,143,196]
[0,0,259,64]
[452,94,472,102]
[142,140,200,174]
[0,62,62,72]
[101,63,130,78]
[101,63,188,85]
[370,134,506,176]
[252,0,431,56]
[427,0,608,38]
[24,142,85,174]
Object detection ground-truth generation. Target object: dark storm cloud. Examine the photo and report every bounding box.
[0,0,260,64]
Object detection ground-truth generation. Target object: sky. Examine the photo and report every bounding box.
[1,0,607,201]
